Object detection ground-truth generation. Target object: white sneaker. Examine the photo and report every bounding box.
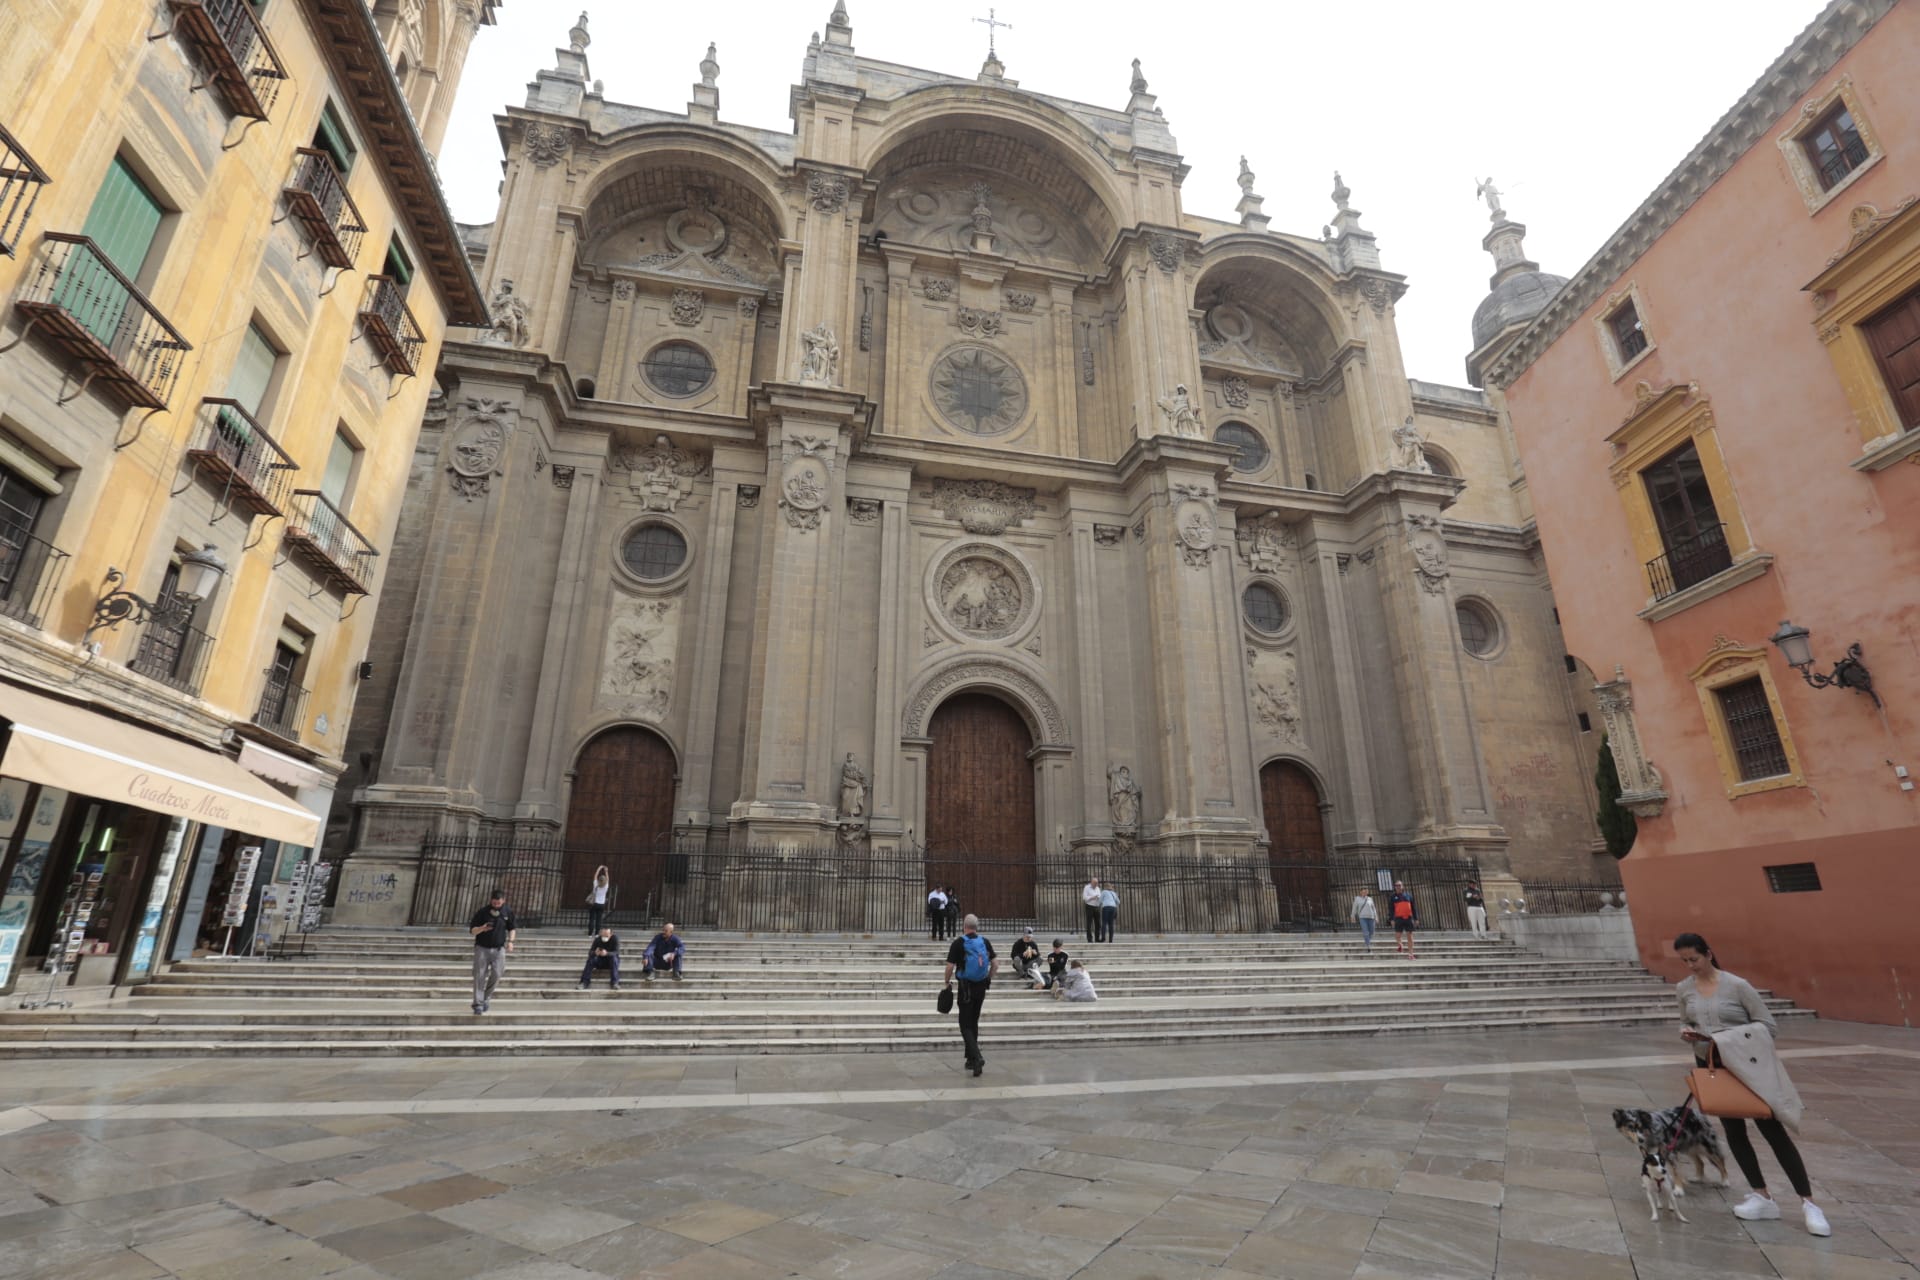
[1732,1193,1781,1221]
[1803,1201,1831,1236]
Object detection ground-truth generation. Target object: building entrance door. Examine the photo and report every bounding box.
[564,727,676,919]
[1260,761,1330,925]
[925,692,1036,924]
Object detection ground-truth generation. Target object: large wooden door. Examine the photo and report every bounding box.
[1260,761,1329,921]
[565,727,676,907]
[925,692,1036,923]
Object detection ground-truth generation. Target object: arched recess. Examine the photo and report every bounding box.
[925,692,1037,923]
[901,654,1069,745]
[564,725,679,907]
[1260,758,1331,924]
[578,135,794,253]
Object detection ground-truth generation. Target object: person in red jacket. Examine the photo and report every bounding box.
[1389,880,1418,958]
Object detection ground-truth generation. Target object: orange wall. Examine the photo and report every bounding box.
[1503,5,1920,1021]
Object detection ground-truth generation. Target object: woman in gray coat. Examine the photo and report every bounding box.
[1674,932,1827,1236]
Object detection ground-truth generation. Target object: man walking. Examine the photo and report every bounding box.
[943,913,997,1076]
[1082,876,1102,944]
[579,925,620,989]
[1464,881,1489,939]
[1390,880,1418,958]
[1099,883,1120,943]
[469,888,515,1014]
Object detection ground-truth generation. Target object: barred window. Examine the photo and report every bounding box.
[621,524,688,581]
[1714,677,1790,781]
[1456,600,1499,657]
[1241,582,1288,634]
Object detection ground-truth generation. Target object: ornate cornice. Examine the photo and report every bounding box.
[1487,0,1897,389]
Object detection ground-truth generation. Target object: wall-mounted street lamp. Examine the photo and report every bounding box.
[82,544,228,645]
[1769,619,1881,708]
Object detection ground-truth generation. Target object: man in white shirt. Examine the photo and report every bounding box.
[1081,878,1102,944]
[927,886,949,940]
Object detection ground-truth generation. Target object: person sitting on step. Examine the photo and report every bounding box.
[1043,939,1071,990]
[579,925,620,990]
[1008,928,1044,988]
[1052,959,1097,1002]
[642,922,686,981]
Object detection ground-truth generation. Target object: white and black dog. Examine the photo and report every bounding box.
[1640,1146,1690,1223]
[1612,1103,1731,1190]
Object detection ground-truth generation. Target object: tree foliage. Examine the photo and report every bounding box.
[1595,731,1638,859]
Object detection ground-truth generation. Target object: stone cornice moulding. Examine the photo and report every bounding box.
[1486,0,1897,389]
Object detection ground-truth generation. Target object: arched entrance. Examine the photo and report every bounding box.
[565,726,677,910]
[1260,760,1329,923]
[925,692,1036,923]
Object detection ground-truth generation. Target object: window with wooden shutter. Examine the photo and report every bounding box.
[320,431,358,509]
[313,102,357,176]
[62,157,165,345]
[1864,285,1920,432]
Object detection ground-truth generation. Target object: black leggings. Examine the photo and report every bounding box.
[1723,1116,1812,1198]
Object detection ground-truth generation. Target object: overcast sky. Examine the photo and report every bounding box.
[437,0,1827,387]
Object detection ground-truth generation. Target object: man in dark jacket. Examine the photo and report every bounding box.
[943,914,997,1076]
[642,923,686,981]
[579,925,621,989]
[469,888,515,1014]
[1044,938,1070,990]
[1008,928,1043,987]
[1390,880,1419,958]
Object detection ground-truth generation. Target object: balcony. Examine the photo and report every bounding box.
[0,123,52,257]
[283,489,377,596]
[0,527,70,630]
[13,233,193,409]
[130,618,215,696]
[1816,133,1871,190]
[182,398,297,519]
[358,275,423,376]
[251,672,309,742]
[165,0,288,121]
[281,147,366,269]
[1646,522,1734,601]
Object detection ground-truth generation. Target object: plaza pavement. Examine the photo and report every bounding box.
[1,1019,1917,1279]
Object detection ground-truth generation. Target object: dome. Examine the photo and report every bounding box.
[1471,268,1567,351]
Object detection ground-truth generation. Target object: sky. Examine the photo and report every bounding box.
[436,0,1830,388]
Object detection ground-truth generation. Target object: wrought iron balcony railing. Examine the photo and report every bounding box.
[13,233,192,409]
[252,672,309,741]
[358,275,424,376]
[1816,133,1871,189]
[281,147,367,269]
[165,0,288,121]
[182,397,298,519]
[1646,521,1733,600]
[0,526,70,630]
[0,123,52,257]
[283,489,377,596]
[131,617,215,696]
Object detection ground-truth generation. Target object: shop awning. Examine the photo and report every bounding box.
[0,682,323,846]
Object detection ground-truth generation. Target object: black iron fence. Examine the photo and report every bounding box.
[1647,522,1732,599]
[407,835,1491,936]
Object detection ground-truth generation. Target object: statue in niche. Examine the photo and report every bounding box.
[1156,384,1202,438]
[1390,416,1432,472]
[482,278,530,348]
[798,324,839,386]
[1107,763,1142,829]
[839,754,868,819]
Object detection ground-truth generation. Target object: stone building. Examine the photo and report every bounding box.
[334,7,1611,926]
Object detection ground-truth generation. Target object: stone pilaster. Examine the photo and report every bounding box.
[863,461,914,850]
[1116,229,1204,447]
[514,450,603,821]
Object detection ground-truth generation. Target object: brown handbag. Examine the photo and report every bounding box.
[1686,1045,1773,1120]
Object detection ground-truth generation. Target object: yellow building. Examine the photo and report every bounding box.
[0,0,492,993]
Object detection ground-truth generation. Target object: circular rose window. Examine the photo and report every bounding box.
[1242,582,1289,634]
[621,524,688,581]
[1213,422,1270,473]
[640,341,715,398]
[929,344,1029,435]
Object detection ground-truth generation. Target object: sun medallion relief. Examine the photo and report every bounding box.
[929,344,1029,435]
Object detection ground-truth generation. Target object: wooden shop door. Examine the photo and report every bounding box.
[925,692,1037,924]
[1260,761,1329,922]
[565,727,677,912]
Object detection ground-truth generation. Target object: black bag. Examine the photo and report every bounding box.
[936,985,954,1014]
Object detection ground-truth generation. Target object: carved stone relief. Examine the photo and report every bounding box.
[1003,291,1036,313]
[848,497,881,524]
[1147,233,1182,273]
[858,284,873,351]
[1235,512,1297,575]
[1197,300,1295,372]
[778,433,835,532]
[1594,666,1667,817]
[1092,524,1124,547]
[599,595,679,720]
[1080,322,1096,386]
[446,397,516,500]
[956,307,1003,339]
[930,344,1028,435]
[920,277,954,301]
[1247,646,1303,745]
[930,477,1036,536]
[937,556,1025,639]
[551,465,576,489]
[615,434,708,512]
[873,183,1096,270]
[523,124,569,167]
[806,171,849,213]
[612,279,635,302]
[1221,375,1252,408]
[1171,483,1217,568]
[670,288,705,327]
[1405,513,1450,594]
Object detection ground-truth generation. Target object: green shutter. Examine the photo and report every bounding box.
[63,158,164,345]
[313,102,356,176]
[384,237,413,286]
[227,325,277,415]
[320,433,355,508]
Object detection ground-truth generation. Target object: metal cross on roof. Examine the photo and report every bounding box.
[973,7,1012,55]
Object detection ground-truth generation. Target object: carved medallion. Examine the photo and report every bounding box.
[930,344,1028,435]
[930,478,1036,536]
[1405,513,1450,594]
[446,397,516,500]
[778,433,835,532]
[1170,482,1217,568]
[926,541,1037,645]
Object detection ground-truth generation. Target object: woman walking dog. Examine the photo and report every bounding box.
[1674,932,1829,1236]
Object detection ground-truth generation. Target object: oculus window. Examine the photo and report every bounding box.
[1213,422,1270,473]
[641,341,715,398]
[621,524,688,581]
[1242,582,1289,634]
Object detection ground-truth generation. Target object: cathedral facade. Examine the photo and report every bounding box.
[329,7,1610,924]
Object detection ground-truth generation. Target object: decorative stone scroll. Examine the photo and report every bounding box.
[806,171,849,213]
[930,477,1036,536]
[616,434,708,513]
[1405,513,1450,594]
[1235,512,1297,575]
[902,655,1068,743]
[957,307,1003,339]
[1594,666,1667,817]
[523,124,570,167]
[446,397,517,500]
[1170,483,1217,568]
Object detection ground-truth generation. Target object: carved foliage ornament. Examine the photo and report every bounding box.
[1221,375,1251,408]
[806,171,850,213]
[930,477,1037,537]
[1405,512,1450,593]
[1147,233,1183,273]
[1171,482,1217,568]
[523,124,570,167]
[904,657,1067,742]
[447,396,517,500]
[1003,291,1036,313]
[921,277,954,301]
[615,433,708,513]
[957,307,1003,339]
[670,288,705,327]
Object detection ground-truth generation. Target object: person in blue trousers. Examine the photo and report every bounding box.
[1350,889,1378,951]
[642,923,685,980]
[1098,884,1120,942]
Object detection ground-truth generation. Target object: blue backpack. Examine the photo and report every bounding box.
[959,934,991,982]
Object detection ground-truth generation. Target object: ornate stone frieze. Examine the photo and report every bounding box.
[523,124,570,167]
[1221,375,1251,408]
[930,477,1036,536]
[1405,513,1450,593]
[797,324,839,387]
[929,542,1035,642]
[599,595,678,720]
[1092,523,1124,547]
[1147,233,1182,273]
[1234,512,1297,575]
[670,288,705,327]
[1247,646,1303,745]
[616,434,708,512]
[806,171,849,213]
[446,397,516,500]
[1170,483,1217,568]
[848,497,881,524]
[956,307,1003,339]
[903,656,1068,742]
[920,277,954,301]
[1594,665,1667,817]
[1003,291,1036,313]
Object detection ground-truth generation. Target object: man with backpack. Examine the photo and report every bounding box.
[1390,880,1418,958]
[943,913,997,1076]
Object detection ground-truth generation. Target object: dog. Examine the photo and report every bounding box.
[1612,1104,1730,1190]
[1640,1147,1690,1223]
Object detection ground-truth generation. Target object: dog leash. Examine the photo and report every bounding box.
[1663,1093,1696,1154]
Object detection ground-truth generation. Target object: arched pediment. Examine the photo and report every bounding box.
[578,143,790,285]
[1194,247,1353,377]
[902,654,1070,746]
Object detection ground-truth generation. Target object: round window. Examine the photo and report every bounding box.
[1457,600,1500,657]
[1213,422,1270,473]
[640,342,715,398]
[929,344,1029,435]
[621,524,689,581]
[1242,582,1289,634]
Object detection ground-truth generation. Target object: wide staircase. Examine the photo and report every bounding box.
[0,928,1812,1057]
